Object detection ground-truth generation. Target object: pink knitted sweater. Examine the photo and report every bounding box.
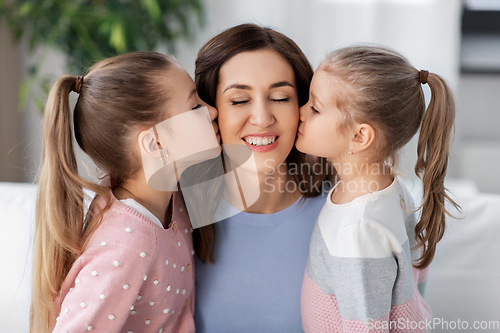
[52,191,195,333]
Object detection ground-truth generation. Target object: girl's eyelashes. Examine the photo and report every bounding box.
[192,104,202,110]
[271,98,289,103]
[311,105,320,114]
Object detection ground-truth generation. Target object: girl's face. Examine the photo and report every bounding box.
[164,65,219,133]
[296,69,350,162]
[152,65,220,168]
[216,49,299,174]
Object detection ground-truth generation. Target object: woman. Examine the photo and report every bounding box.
[192,24,331,332]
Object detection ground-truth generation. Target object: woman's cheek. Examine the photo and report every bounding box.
[217,109,238,144]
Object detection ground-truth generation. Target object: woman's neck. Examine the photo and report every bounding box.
[331,160,393,204]
[223,162,300,214]
[113,173,173,228]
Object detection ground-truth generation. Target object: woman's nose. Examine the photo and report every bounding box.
[249,101,275,128]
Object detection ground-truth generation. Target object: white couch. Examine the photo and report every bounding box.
[1,179,499,333]
[0,182,37,333]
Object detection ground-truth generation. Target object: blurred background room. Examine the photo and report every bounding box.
[1,0,499,332]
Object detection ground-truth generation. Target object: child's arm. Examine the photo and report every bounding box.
[52,226,156,332]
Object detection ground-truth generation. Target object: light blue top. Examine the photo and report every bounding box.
[194,194,327,333]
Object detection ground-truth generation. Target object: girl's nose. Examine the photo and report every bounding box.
[207,104,218,122]
[249,101,275,128]
[299,105,307,122]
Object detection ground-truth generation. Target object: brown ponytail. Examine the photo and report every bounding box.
[31,76,110,332]
[414,73,460,269]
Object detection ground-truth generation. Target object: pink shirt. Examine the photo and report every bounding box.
[53,191,195,333]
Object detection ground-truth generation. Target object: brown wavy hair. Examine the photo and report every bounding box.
[193,23,330,263]
[32,52,177,332]
[321,45,460,269]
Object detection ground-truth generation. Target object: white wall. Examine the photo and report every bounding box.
[455,73,500,194]
[178,0,461,80]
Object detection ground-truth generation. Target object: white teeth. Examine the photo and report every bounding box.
[244,136,277,146]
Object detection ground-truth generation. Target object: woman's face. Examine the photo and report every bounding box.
[216,49,299,174]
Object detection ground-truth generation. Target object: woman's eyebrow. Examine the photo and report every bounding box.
[270,81,295,89]
[223,84,251,93]
[222,81,294,93]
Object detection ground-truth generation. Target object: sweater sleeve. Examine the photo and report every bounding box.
[330,221,398,333]
[53,222,156,333]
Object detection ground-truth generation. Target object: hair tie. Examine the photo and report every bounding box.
[73,76,84,94]
[419,70,429,85]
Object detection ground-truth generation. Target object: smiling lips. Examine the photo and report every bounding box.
[244,136,277,146]
[242,134,279,152]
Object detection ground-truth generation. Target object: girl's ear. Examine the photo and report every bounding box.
[138,128,161,157]
[352,123,375,153]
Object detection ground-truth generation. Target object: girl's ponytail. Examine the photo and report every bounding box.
[31,52,177,332]
[31,76,108,333]
[414,73,460,269]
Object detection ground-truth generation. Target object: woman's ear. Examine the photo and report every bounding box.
[352,123,375,153]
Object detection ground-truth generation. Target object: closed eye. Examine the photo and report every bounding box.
[192,104,202,110]
[271,98,289,103]
[311,105,319,114]
[231,100,249,106]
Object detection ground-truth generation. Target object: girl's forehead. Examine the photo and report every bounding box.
[312,70,335,91]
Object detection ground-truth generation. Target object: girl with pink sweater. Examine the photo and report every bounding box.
[32,52,219,333]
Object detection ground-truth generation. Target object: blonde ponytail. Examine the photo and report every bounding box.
[30,76,108,333]
[414,73,460,269]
